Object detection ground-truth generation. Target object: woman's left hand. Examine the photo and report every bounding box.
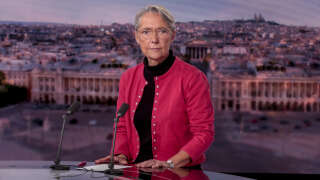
[136,159,169,169]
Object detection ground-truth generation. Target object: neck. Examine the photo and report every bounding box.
[148,59,164,66]
[147,54,169,67]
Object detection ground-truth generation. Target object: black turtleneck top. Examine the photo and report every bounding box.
[133,51,175,163]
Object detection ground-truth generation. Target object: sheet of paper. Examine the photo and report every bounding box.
[80,164,132,172]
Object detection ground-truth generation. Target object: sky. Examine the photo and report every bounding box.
[0,0,320,27]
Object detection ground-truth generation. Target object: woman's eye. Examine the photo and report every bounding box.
[159,29,168,34]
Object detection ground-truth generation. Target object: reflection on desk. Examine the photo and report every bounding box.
[0,161,253,180]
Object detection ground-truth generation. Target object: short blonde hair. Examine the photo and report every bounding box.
[134,5,176,32]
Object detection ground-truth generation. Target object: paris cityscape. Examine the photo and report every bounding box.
[0,11,320,174]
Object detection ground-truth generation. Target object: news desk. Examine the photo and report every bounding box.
[0,161,254,180]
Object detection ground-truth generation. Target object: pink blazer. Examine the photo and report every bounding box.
[114,57,214,166]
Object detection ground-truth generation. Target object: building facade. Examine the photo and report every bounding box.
[185,40,212,61]
[212,75,320,113]
[31,68,122,105]
[0,57,124,105]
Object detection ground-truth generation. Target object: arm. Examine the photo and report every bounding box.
[180,70,215,165]
[167,71,214,167]
[113,73,130,159]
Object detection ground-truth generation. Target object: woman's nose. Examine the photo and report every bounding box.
[150,31,160,43]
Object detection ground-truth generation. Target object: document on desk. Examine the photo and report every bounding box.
[80,164,132,172]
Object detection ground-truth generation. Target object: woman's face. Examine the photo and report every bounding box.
[135,12,175,66]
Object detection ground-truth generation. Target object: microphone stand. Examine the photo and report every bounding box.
[50,114,71,170]
[50,101,80,170]
[104,115,123,176]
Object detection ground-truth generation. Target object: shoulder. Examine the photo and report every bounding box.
[120,63,144,81]
[173,57,207,81]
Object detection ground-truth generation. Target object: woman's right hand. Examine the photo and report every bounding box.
[95,154,128,165]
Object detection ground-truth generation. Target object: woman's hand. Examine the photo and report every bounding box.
[95,154,128,165]
[136,159,169,169]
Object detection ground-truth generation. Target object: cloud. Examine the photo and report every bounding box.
[0,0,319,26]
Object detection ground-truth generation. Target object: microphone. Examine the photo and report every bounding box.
[50,101,80,170]
[106,103,129,174]
[66,101,80,115]
[117,103,129,118]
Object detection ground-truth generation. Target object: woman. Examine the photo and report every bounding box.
[96,5,214,169]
